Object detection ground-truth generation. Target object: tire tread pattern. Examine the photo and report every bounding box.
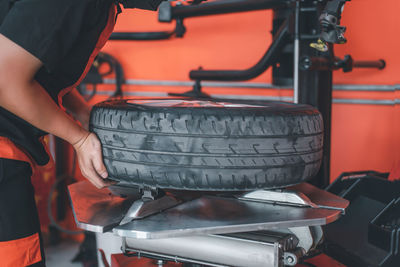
[90,100,323,191]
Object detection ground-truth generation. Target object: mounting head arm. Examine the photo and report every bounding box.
[311,0,350,52]
[319,0,350,44]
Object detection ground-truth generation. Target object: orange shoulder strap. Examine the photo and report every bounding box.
[0,137,34,166]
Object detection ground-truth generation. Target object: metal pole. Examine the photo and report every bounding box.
[297,1,332,188]
[293,0,300,103]
[168,0,291,20]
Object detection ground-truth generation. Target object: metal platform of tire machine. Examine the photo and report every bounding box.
[69,180,348,267]
[68,0,387,266]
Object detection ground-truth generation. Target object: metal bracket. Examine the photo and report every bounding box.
[119,194,182,225]
[239,188,318,208]
[119,187,184,225]
[69,182,348,236]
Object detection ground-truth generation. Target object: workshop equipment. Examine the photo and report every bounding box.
[324,171,400,267]
[69,180,348,267]
[68,1,392,266]
[104,0,385,189]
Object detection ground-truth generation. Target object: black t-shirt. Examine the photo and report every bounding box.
[0,0,166,165]
[0,0,115,165]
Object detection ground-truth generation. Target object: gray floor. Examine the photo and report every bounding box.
[45,241,82,267]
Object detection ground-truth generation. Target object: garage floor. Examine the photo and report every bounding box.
[45,241,82,267]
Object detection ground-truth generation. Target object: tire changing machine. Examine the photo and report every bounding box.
[68,0,387,266]
[69,180,348,267]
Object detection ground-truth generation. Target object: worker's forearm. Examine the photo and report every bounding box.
[0,79,88,145]
[63,88,91,129]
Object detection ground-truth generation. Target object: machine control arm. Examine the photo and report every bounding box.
[109,31,175,41]
[300,55,386,72]
[159,0,291,22]
[189,19,291,81]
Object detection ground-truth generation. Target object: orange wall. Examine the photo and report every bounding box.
[330,0,400,179]
[98,0,400,182]
[104,8,273,83]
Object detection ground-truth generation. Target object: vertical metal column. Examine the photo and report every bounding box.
[272,1,332,188]
[293,0,300,104]
[272,7,293,86]
[297,2,332,188]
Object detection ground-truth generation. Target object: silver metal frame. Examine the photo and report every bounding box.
[123,231,297,267]
[68,181,349,266]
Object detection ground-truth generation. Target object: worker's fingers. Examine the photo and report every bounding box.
[76,156,102,188]
[82,163,109,189]
[80,157,115,189]
[73,132,112,189]
[91,136,108,179]
[86,158,115,189]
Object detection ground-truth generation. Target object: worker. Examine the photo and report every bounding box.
[0,0,163,266]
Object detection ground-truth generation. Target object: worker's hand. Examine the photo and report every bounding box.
[73,131,113,189]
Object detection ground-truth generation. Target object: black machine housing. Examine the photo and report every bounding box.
[325,172,400,267]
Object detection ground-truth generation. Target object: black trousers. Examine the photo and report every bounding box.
[0,158,45,266]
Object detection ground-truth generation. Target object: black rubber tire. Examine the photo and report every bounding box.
[90,98,323,191]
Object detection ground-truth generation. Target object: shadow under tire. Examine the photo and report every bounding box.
[90,98,324,191]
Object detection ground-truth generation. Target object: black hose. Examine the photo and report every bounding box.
[95,52,125,99]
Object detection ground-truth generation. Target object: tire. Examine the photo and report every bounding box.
[90,98,323,191]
